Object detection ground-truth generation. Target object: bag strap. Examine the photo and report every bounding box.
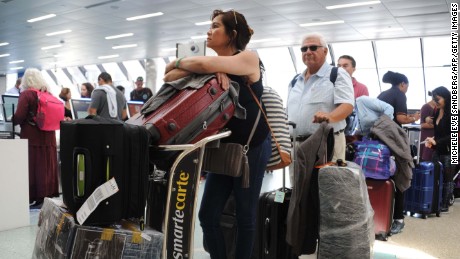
[330,66,338,85]
[290,66,338,89]
[247,85,283,153]
[244,109,261,154]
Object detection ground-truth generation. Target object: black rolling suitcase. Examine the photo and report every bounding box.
[60,115,150,226]
[203,171,294,259]
[254,177,295,259]
[252,122,297,259]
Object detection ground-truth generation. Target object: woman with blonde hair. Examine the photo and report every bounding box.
[13,68,59,208]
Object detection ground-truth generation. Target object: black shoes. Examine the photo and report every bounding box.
[390,220,405,235]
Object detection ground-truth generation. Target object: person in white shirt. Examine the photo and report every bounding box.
[5,78,21,95]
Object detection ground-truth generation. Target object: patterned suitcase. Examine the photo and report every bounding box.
[366,179,394,241]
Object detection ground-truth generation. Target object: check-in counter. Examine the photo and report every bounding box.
[0,139,29,231]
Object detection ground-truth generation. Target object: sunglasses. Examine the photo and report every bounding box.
[300,45,323,52]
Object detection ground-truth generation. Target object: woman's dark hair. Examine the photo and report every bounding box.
[59,87,70,101]
[432,86,452,115]
[211,9,253,50]
[382,71,408,87]
[82,82,94,97]
[98,72,112,83]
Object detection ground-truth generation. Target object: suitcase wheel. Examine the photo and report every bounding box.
[375,233,388,241]
[422,214,428,219]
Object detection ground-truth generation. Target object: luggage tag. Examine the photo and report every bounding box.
[274,190,285,203]
[76,177,119,224]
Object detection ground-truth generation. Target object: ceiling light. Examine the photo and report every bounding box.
[326,1,381,10]
[250,38,281,43]
[98,54,119,59]
[27,14,56,23]
[161,48,177,52]
[0,53,10,58]
[10,67,23,70]
[195,21,211,26]
[46,30,72,36]
[126,12,163,21]
[300,20,345,27]
[41,44,62,50]
[9,60,24,64]
[53,54,62,57]
[362,27,404,33]
[105,33,134,40]
[191,35,207,40]
[112,44,137,49]
[0,42,9,47]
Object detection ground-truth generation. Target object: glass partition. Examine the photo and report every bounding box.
[83,65,101,87]
[375,38,424,109]
[257,47,296,105]
[423,36,451,102]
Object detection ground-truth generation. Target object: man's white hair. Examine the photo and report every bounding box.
[20,68,50,92]
[301,33,328,47]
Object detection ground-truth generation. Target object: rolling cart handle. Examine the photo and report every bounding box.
[282,121,296,191]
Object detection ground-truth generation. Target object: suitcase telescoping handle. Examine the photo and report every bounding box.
[283,121,296,191]
[73,148,92,200]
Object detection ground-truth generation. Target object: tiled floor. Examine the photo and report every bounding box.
[0,170,459,259]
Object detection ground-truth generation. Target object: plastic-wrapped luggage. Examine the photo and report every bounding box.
[318,161,374,259]
[33,198,163,259]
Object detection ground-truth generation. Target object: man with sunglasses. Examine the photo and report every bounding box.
[287,33,354,162]
[286,33,354,255]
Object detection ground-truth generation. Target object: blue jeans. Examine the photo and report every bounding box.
[199,135,271,259]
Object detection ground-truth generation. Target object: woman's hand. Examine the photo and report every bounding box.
[425,137,436,148]
[163,69,192,82]
[425,116,433,124]
[165,60,177,74]
[216,72,230,90]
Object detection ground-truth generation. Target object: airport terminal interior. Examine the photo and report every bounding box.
[0,0,458,258]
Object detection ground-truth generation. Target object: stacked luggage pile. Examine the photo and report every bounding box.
[352,137,396,241]
[33,75,239,259]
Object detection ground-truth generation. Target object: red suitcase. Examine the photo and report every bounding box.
[366,179,395,241]
[127,76,236,145]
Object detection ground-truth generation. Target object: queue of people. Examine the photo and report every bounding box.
[3,7,455,258]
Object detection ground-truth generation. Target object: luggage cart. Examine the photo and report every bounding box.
[151,131,231,259]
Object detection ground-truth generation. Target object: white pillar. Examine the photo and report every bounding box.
[145,58,158,93]
[0,74,6,94]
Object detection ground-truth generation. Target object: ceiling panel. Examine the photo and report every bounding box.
[0,0,453,74]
